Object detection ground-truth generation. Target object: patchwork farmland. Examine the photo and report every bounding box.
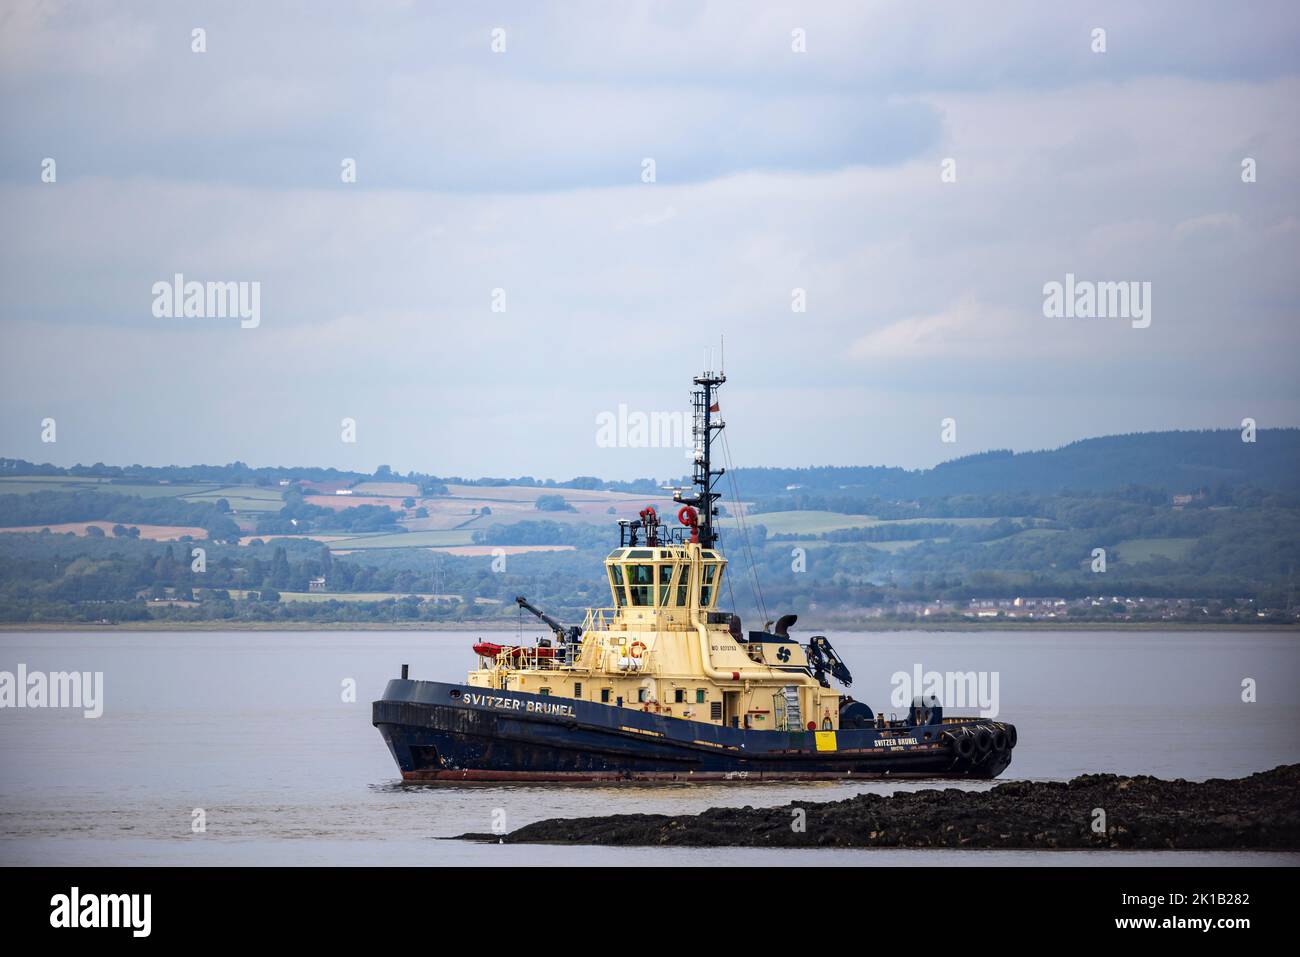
[0,474,671,552]
[2,435,1297,629]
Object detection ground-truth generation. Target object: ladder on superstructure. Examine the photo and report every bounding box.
[781,686,802,731]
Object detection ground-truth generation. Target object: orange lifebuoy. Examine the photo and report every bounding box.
[677,505,698,527]
[629,640,647,659]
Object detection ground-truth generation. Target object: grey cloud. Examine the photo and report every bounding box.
[0,3,1297,476]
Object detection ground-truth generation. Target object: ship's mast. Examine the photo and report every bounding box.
[675,370,726,549]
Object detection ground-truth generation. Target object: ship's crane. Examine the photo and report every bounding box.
[515,596,582,663]
[805,635,852,689]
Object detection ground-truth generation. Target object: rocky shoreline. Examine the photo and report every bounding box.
[459,765,1300,850]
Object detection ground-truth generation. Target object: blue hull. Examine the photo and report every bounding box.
[373,679,1015,782]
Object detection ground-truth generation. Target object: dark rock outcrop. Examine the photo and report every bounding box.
[458,765,1300,849]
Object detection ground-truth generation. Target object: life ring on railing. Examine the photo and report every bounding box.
[629,640,647,659]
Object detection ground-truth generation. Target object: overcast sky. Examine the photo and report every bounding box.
[1,1,1297,480]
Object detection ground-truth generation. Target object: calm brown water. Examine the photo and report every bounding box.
[1,629,1297,866]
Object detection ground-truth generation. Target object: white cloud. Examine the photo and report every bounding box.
[849,296,1031,360]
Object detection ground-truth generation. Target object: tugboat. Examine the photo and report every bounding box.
[373,370,1017,781]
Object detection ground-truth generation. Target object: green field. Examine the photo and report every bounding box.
[972,526,1065,546]
[0,477,110,494]
[0,477,222,499]
[733,511,1021,537]
[881,516,1017,527]
[730,511,880,535]
[182,485,285,512]
[326,529,477,550]
[108,483,218,499]
[1114,537,1198,563]
[868,539,947,553]
[0,480,103,494]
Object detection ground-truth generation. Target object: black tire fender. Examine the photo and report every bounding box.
[946,731,975,759]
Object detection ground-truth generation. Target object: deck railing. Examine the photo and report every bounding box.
[581,607,699,635]
[582,607,617,632]
[482,644,581,672]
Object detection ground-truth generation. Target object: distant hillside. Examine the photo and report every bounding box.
[731,429,1300,499]
[3,429,1297,624]
[4,428,1297,500]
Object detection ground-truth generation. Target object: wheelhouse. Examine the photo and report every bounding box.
[604,547,726,610]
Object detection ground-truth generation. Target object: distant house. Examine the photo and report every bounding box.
[335,489,354,496]
[308,577,326,593]
[1013,597,1062,608]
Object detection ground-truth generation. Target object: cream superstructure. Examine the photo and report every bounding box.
[467,540,841,732]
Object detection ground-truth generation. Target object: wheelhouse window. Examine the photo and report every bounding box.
[700,562,722,607]
[609,564,627,606]
[674,689,685,703]
[627,564,654,606]
[676,564,691,606]
[658,564,677,606]
[637,688,649,703]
